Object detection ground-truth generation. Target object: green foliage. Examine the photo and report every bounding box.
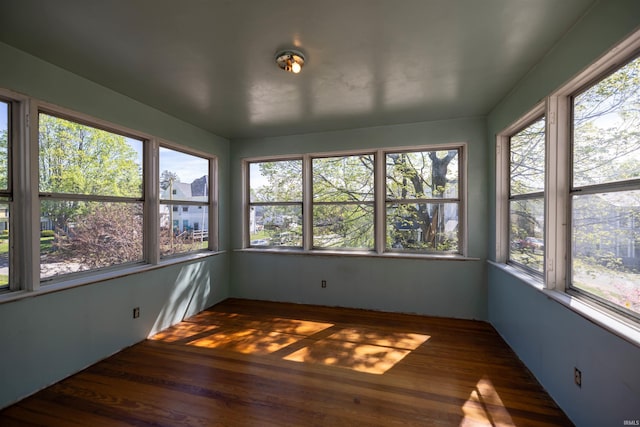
[38,114,142,228]
[40,230,55,238]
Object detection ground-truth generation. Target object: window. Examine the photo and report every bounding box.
[0,100,10,289]
[508,117,545,273]
[0,92,218,298]
[159,146,211,257]
[248,159,302,247]
[313,154,374,250]
[386,149,460,253]
[570,55,640,317]
[38,112,144,280]
[497,32,640,326]
[245,145,466,255]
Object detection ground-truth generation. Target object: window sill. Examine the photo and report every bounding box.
[236,247,480,261]
[0,250,226,305]
[488,261,640,348]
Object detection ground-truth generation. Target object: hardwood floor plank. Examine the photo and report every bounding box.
[0,299,573,426]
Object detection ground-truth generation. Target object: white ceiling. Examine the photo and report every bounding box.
[0,0,595,139]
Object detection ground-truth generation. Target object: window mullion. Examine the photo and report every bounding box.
[303,154,312,250]
[14,100,40,291]
[545,95,569,291]
[495,135,509,263]
[375,150,385,254]
[209,157,218,252]
[145,138,159,264]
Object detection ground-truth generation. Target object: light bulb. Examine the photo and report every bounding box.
[291,61,302,74]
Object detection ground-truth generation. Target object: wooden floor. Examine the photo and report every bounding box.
[0,299,573,426]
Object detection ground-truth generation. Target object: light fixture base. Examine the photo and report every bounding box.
[275,49,305,74]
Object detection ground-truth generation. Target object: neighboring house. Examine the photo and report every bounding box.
[159,175,208,235]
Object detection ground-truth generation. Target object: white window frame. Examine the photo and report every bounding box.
[37,107,147,281]
[496,103,546,275]
[244,155,304,249]
[243,143,468,257]
[311,151,376,251]
[158,142,218,258]
[0,92,219,301]
[496,29,640,330]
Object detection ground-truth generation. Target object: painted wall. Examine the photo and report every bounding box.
[486,1,640,425]
[0,42,231,409]
[230,117,488,320]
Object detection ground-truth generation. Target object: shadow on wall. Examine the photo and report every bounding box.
[149,260,213,337]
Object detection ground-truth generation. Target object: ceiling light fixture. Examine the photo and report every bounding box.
[275,49,305,74]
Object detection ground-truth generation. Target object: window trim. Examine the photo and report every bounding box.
[244,142,468,257]
[0,92,219,300]
[496,102,546,268]
[496,28,640,332]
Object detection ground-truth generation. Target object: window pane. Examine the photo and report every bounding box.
[160,203,209,257]
[0,101,8,191]
[386,203,458,252]
[313,204,374,249]
[509,198,544,272]
[510,117,545,195]
[39,113,143,197]
[40,201,143,279]
[0,201,8,288]
[572,191,640,315]
[160,147,209,203]
[249,205,302,247]
[386,150,458,199]
[250,160,302,203]
[573,56,640,188]
[313,155,374,202]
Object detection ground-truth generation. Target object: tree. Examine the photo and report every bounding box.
[55,203,143,270]
[160,170,180,191]
[253,150,459,251]
[386,150,458,250]
[39,114,142,229]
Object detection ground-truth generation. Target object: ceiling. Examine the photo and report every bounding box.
[0,0,595,139]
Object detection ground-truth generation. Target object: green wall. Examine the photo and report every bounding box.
[0,42,231,409]
[230,117,488,319]
[486,1,640,425]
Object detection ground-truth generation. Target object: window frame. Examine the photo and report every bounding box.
[158,143,217,258]
[496,29,640,329]
[0,93,219,300]
[0,94,15,291]
[311,152,376,251]
[499,109,546,276]
[384,147,463,255]
[244,155,304,249]
[243,143,468,257]
[37,108,147,281]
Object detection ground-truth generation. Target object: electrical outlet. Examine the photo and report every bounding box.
[321,280,327,288]
[574,367,582,388]
[133,307,140,319]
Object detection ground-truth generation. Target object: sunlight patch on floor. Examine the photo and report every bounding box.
[460,376,515,427]
[326,328,430,350]
[283,335,425,374]
[187,328,306,355]
[149,323,219,343]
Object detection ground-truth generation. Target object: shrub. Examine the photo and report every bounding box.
[41,230,55,238]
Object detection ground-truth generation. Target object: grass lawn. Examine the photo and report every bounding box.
[0,236,55,255]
